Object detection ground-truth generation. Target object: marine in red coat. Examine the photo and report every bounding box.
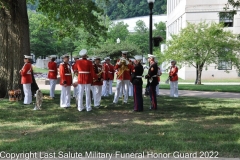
[59,55,72,108]
[48,55,58,98]
[75,58,97,84]
[20,55,33,105]
[76,49,98,112]
[169,60,178,97]
[92,57,103,107]
[59,62,72,86]
[48,58,58,79]
[20,62,33,84]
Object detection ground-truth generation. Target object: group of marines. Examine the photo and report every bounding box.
[20,50,179,112]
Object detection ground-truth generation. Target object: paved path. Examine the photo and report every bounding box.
[36,82,240,99]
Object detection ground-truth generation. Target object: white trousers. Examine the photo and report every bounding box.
[73,86,79,98]
[128,82,133,96]
[49,79,57,98]
[170,81,178,97]
[92,85,102,107]
[156,84,160,95]
[78,84,92,111]
[108,80,113,95]
[102,80,113,97]
[113,80,129,103]
[23,83,32,104]
[60,86,71,107]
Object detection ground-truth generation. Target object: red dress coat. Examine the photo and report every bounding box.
[108,64,115,80]
[59,62,72,86]
[48,61,58,79]
[103,63,114,80]
[75,58,97,84]
[115,63,133,80]
[72,62,78,73]
[92,64,103,86]
[21,62,33,84]
[169,66,178,81]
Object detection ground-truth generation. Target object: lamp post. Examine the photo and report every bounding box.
[147,0,155,55]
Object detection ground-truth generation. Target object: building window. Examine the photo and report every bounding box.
[219,12,234,27]
[218,60,232,70]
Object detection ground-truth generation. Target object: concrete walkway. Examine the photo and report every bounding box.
[36,82,240,99]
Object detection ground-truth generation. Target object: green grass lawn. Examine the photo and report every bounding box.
[159,84,240,93]
[0,90,239,157]
[33,67,49,74]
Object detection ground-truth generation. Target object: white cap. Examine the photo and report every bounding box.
[62,54,70,58]
[121,51,128,54]
[49,55,57,58]
[104,57,110,60]
[101,60,105,63]
[119,58,129,65]
[148,54,155,58]
[129,58,135,62]
[24,55,32,59]
[94,57,101,60]
[79,49,87,56]
[134,55,143,60]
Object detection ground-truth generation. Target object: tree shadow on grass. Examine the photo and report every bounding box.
[0,95,239,157]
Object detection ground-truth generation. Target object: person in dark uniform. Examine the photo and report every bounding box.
[145,54,158,110]
[131,55,144,112]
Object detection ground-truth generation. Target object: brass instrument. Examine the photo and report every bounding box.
[116,59,129,79]
[93,66,103,82]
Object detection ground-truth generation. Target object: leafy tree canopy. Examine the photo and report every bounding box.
[27,0,107,45]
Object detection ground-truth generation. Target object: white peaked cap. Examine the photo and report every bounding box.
[49,55,57,58]
[129,58,135,62]
[104,57,110,60]
[120,57,129,65]
[24,55,32,59]
[121,51,128,54]
[94,57,101,60]
[134,55,143,60]
[148,54,156,58]
[62,54,70,58]
[101,60,105,63]
[79,49,87,56]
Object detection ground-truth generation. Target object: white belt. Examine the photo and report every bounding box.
[136,76,142,78]
[65,74,71,75]
[152,75,157,77]
[79,71,90,73]
[108,71,113,73]
[49,70,55,72]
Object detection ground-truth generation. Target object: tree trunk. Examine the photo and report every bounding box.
[195,63,199,85]
[196,63,204,85]
[0,0,31,98]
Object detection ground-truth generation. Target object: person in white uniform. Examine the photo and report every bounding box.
[59,54,72,108]
[20,55,33,105]
[47,55,58,99]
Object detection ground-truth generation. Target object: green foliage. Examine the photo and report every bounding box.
[126,20,149,54]
[164,21,240,84]
[107,22,129,43]
[96,0,167,20]
[29,11,75,58]
[94,41,141,61]
[28,0,108,45]
[153,22,166,42]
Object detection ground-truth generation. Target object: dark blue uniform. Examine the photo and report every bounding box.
[145,61,158,110]
[131,63,144,111]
